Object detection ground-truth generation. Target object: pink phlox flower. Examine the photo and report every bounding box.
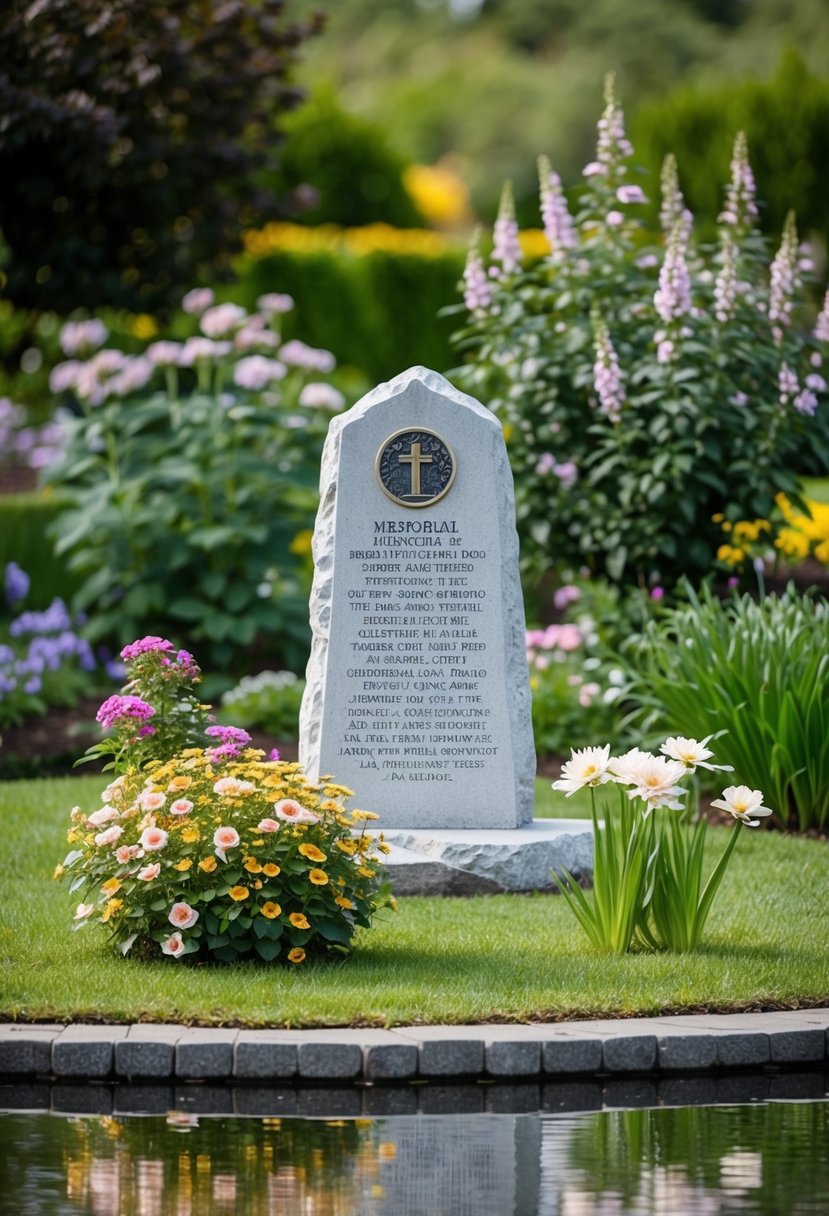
[120,636,175,661]
[233,355,287,391]
[59,319,109,357]
[553,585,581,611]
[256,293,294,315]
[279,340,335,373]
[96,694,155,731]
[299,383,345,411]
[181,288,215,315]
[199,303,247,338]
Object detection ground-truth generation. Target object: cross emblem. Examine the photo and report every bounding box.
[398,441,433,497]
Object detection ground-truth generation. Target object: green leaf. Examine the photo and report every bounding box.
[254,938,282,961]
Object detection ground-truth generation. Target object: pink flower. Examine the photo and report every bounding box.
[87,806,119,827]
[232,355,287,391]
[213,776,256,797]
[200,303,247,338]
[120,636,175,661]
[181,288,214,315]
[74,902,96,920]
[59,319,108,356]
[582,161,606,177]
[605,210,625,227]
[299,382,345,411]
[161,932,185,957]
[213,825,240,862]
[256,292,294,315]
[257,818,281,833]
[139,790,167,812]
[279,339,335,373]
[273,798,320,824]
[138,862,161,881]
[95,824,124,847]
[650,586,665,601]
[616,185,647,204]
[169,799,193,816]
[96,694,155,731]
[139,826,169,852]
[168,901,199,929]
[462,240,493,314]
[116,844,142,864]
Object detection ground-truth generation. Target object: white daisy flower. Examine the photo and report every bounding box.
[710,785,773,826]
[660,734,734,773]
[552,745,612,796]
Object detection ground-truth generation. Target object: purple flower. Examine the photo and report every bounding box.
[538,157,576,258]
[605,210,625,227]
[181,288,215,315]
[553,585,581,611]
[120,636,175,662]
[593,318,625,422]
[200,303,247,339]
[462,237,493,314]
[59,319,108,357]
[814,289,829,343]
[714,233,738,324]
[554,461,578,489]
[718,132,758,231]
[233,356,287,391]
[616,185,647,205]
[268,747,281,762]
[594,75,633,171]
[768,212,798,340]
[96,695,155,730]
[491,182,522,278]
[659,155,690,236]
[5,562,29,607]
[794,389,818,416]
[535,452,556,475]
[279,340,336,373]
[256,293,294,315]
[654,222,692,327]
[205,725,252,747]
[650,586,665,601]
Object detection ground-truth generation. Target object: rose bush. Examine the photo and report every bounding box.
[58,637,391,963]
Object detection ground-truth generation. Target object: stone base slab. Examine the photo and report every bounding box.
[368,818,593,895]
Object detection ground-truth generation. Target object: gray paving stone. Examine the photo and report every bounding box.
[175,1029,236,1079]
[768,1071,827,1101]
[768,1028,826,1064]
[658,1076,718,1107]
[297,1041,362,1080]
[363,1086,419,1117]
[657,1033,718,1071]
[0,1027,61,1076]
[233,1087,298,1117]
[714,1073,770,1105]
[414,1030,485,1077]
[486,1039,541,1077]
[116,1025,182,1079]
[234,1033,298,1080]
[364,1041,419,1081]
[486,1083,541,1114]
[714,1033,769,1068]
[601,1035,657,1073]
[418,1084,484,1114]
[52,1084,113,1114]
[52,1026,129,1078]
[542,1037,603,1075]
[113,1085,174,1115]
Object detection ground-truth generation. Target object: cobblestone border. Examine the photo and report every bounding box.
[1,1009,827,1086]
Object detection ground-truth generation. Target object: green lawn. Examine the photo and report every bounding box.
[1,775,827,1027]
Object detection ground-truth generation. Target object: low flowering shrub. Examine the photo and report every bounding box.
[58,638,390,963]
[44,290,348,676]
[219,669,306,740]
[452,76,829,589]
[0,562,102,728]
[553,737,770,953]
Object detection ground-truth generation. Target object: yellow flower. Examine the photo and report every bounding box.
[229,885,250,901]
[502,422,513,444]
[263,863,281,877]
[261,902,282,919]
[350,810,379,822]
[244,857,263,873]
[66,829,80,844]
[53,864,64,881]
[199,856,218,873]
[173,859,193,872]
[250,838,265,848]
[323,783,354,798]
[716,544,745,566]
[334,896,353,910]
[130,313,158,340]
[101,898,123,923]
[168,776,192,791]
[287,947,306,964]
[289,529,313,556]
[181,827,200,843]
[298,843,326,863]
[253,879,263,889]
[308,869,329,886]
[358,866,376,879]
[816,539,829,564]
[377,842,391,855]
[775,529,810,560]
[336,839,357,855]
[101,878,122,896]
[402,162,471,227]
[289,912,310,929]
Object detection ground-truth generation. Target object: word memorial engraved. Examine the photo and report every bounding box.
[299,366,535,830]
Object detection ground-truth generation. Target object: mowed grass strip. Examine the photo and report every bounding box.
[1,776,827,1027]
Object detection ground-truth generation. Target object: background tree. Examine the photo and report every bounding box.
[0,0,323,313]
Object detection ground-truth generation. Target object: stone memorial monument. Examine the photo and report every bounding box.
[300,367,592,892]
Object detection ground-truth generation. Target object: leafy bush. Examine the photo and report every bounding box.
[0,0,322,313]
[0,493,83,608]
[272,88,422,228]
[44,293,346,678]
[220,670,306,741]
[58,637,390,964]
[0,562,102,728]
[622,585,829,832]
[452,79,829,590]
[633,51,829,247]
[238,226,464,381]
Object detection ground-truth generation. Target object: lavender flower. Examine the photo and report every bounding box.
[768,212,798,341]
[778,363,799,405]
[232,356,287,391]
[538,157,576,258]
[814,289,829,344]
[714,232,738,324]
[462,235,493,314]
[200,303,247,339]
[256,293,294,315]
[593,317,625,421]
[794,389,818,416]
[719,132,758,231]
[659,155,688,236]
[298,383,345,411]
[59,319,109,357]
[205,723,253,763]
[5,562,29,607]
[120,636,175,661]
[654,221,692,328]
[616,184,648,205]
[491,182,522,278]
[279,340,336,373]
[181,288,215,315]
[179,337,232,366]
[146,341,184,367]
[594,74,633,174]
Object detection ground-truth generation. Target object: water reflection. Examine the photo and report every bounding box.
[2,1101,828,1216]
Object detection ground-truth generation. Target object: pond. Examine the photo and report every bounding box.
[4,1095,828,1215]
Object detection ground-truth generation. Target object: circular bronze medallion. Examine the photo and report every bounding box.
[375,428,456,508]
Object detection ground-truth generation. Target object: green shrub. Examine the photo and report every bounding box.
[622,585,829,832]
[632,51,829,246]
[219,670,306,741]
[0,493,81,607]
[453,79,829,590]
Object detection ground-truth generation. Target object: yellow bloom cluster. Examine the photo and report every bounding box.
[775,493,829,564]
[402,163,472,228]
